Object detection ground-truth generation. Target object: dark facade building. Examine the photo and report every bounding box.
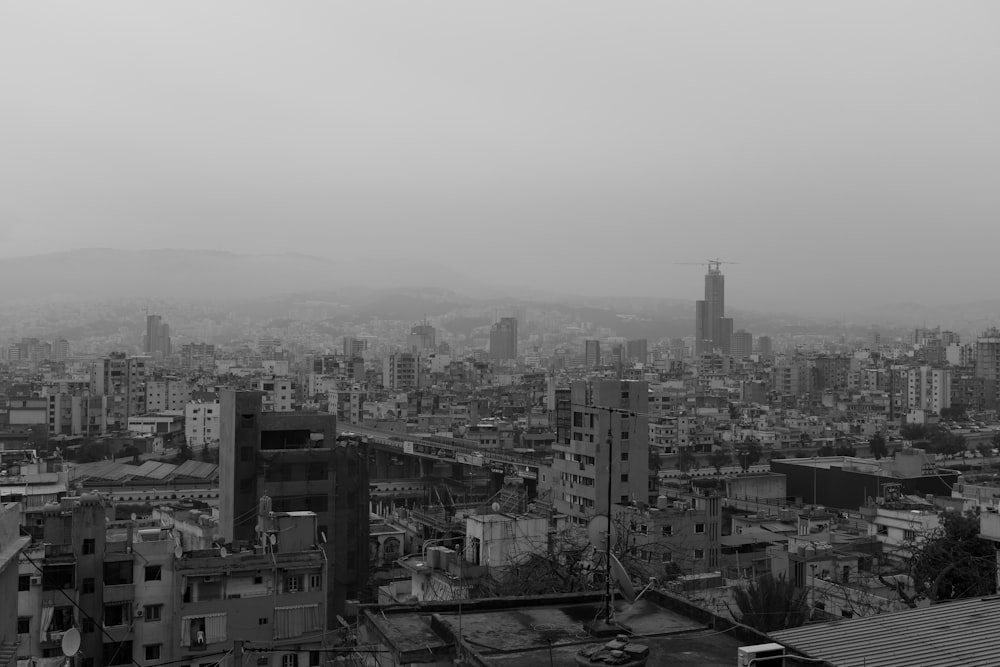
[218,390,369,622]
[145,314,171,359]
[770,452,957,511]
[488,317,518,360]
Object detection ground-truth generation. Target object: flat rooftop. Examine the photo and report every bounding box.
[368,597,744,666]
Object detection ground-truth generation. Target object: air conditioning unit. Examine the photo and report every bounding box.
[202,575,217,583]
[29,576,41,586]
[737,643,785,666]
[135,609,144,618]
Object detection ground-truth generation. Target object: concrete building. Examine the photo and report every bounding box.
[179,342,216,371]
[249,377,294,412]
[92,353,150,428]
[383,352,419,391]
[551,380,650,525]
[730,330,753,359]
[488,317,518,361]
[407,321,437,354]
[185,399,220,448]
[1,502,30,667]
[218,390,368,621]
[626,339,648,365]
[145,378,193,412]
[975,328,1000,409]
[757,335,773,357]
[906,366,951,414]
[584,340,601,368]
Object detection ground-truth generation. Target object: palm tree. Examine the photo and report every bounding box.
[728,573,809,632]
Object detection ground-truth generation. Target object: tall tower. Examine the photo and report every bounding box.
[489,317,518,360]
[695,262,731,355]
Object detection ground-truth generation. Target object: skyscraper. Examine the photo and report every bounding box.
[489,317,518,360]
[695,262,733,355]
[584,339,602,367]
[407,321,437,353]
[145,314,171,358]
[731,330,753,359]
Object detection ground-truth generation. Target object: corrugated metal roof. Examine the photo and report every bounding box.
[172,460,217,479]
[143,462,177,480]
[772,595,1000,666]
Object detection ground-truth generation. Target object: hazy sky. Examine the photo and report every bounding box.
[2,2,999,312]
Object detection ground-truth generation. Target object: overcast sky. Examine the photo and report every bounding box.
[2,2,999,313]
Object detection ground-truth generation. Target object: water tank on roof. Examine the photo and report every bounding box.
[657,496,670,510]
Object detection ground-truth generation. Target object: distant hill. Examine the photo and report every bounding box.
[0,248,486,303]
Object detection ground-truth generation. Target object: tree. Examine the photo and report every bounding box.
[728,573,809,632]
[992,431,1000,450]
[200,443,215,463]
[910,510,996,602]
[834,444,857,457]
[676,449,697,472]
[900,423,927,441]
[174,443,193,463]
[977,442,993,459]
[940,404,967,421]
[817,444,836,457]
[869,433,888,460]
[707,449,732,474]
[736,442,762,472]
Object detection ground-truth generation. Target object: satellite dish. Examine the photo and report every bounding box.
[219,546,228,558]
[491,502,501,512]
[130,513,137,521]
[609,553,636,604]
[268,533,277,545]
[61,627,81,656]
[174,544,183,559]
[586,515,617,547]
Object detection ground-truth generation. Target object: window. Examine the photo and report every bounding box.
[144,605,162,622]
[18,575,30,591]
[17,617,29,634]
[82,619,95,633]
[145,645,162,661]
[620,452,629,461]
[82,539,95,555]
[661,525,673,536]
[876,525,888,536]
[903,529,917,542]
[103,603,131,627]
[104,561,133,585]
[258,618,269,625]
[309,651,321,667]
[282,655,299,667]
[309,574,322,590]
[695,523,706,534]
[620,474,629,482]
[620,496,629,504]
[253,575,264,585]
[841,609,853,619]
[145,565,162,581]
[82,578,95,594]
[103,641,133,666]
[286,575,301,593]
[694,548,705,560]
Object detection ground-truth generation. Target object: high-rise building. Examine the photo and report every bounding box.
[694,262,735,355]
[975,328,1000,410]
[145,314,171,358]
[52,338,70,361]
[584,340,602,367]
[218,390,369,621]
[383,352,420,390]
[907,366,951,414]
[343,337,368,359]
[180,342,216,371]
[92,353,149,427]
[731,330,753,358]
[489,317,518,360]
[407,321,437,353]
[626,339,648,364]
[551,380,650,525]
[757,335,773,357]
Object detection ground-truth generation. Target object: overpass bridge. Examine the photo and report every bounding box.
[339,424,544,489]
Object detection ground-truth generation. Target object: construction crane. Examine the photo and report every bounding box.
[675,258,739,273]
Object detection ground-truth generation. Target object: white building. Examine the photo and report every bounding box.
[906,366,951,414]
[185,400,220,448]
[250,377,294,412]
[145,379,193,412]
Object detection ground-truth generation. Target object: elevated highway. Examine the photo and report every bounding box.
[339,424,544,486]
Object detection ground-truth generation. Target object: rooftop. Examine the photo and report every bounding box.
[773,594,1000,667]
[365,594,748,667]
